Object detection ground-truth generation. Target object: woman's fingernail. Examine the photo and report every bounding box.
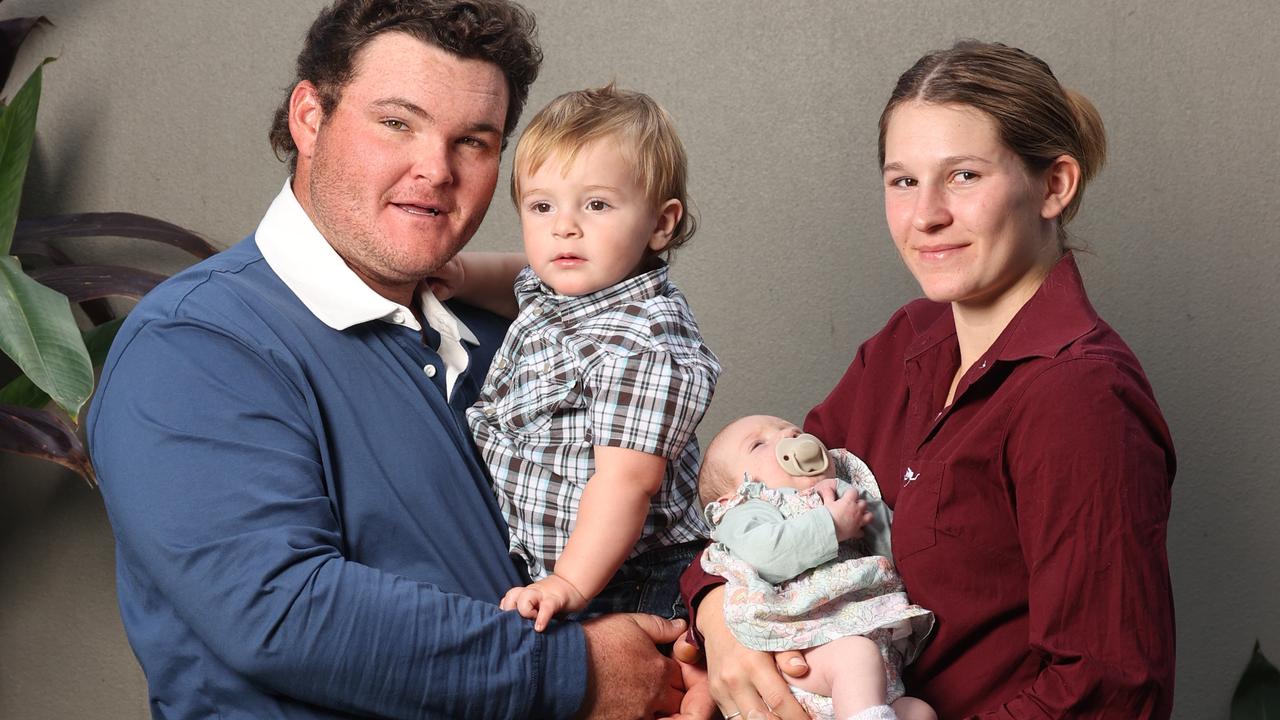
[747,712,767,720]
[789,657,807,667]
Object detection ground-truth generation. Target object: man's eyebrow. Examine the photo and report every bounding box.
[370,97,503,135]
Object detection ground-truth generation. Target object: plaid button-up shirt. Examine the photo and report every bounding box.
[467,264,721,580]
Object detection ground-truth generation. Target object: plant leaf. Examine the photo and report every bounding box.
[0,317,123,409]
[0,61,47,256]
[0,403,94,484]
[0,16,49,91]
[28,264,167,301]
[1232,640,1280,719]
[0,255,92,419]
[12,212,219,260]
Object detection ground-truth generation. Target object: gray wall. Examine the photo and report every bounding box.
[2,1,1276,717]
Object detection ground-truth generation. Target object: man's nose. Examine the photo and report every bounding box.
[413,140,454,187]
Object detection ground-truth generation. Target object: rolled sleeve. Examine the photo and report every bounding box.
[585,349,715,459]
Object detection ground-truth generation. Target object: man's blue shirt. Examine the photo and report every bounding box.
[87,236,586,718]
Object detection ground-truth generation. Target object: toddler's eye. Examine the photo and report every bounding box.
[530,202,552,214]
[586,200,610,212]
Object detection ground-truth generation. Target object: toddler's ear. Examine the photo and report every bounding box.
[648,199,683,252]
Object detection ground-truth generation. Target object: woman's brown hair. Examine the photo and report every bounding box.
[878,40,1106,239]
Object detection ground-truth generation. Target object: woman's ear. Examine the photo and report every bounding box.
[1040,154,1082,221]
[648,199,683,253]
[289,80,325,163]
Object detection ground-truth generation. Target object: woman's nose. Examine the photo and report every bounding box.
[912,185,952,232]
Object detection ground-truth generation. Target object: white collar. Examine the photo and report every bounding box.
[256,180,478,396]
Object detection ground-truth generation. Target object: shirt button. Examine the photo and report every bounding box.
[979,360,988,369]
[484,405,497,418]
[495,357,508,369]
[423,364,437,378]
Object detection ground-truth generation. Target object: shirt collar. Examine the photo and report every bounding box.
[904,252,1098,363]
[513,260,670,319]
[256,179,476,345]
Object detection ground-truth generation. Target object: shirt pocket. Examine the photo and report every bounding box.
[890,458,945,562]
[494,340,583,438]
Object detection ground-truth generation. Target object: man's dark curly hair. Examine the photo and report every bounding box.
[269,0,542,172]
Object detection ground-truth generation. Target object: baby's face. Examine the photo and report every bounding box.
[710,415,833,494]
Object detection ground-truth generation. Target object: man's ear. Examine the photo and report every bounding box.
[289,80,326,162]
[1040,154,1082,221]
[648,199,683,253]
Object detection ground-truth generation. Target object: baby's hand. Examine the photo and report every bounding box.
[818,481,873,542]
[499,575,588,632]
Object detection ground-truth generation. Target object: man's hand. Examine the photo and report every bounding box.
[576,614,689,719]
[499,575,587,632]
[817,480,872,542]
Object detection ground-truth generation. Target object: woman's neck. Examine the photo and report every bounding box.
[945,254,1060,406]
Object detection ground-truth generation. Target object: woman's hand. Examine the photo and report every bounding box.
[698,587,809,720]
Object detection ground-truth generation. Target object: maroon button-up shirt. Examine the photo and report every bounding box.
[683,254,1176,718]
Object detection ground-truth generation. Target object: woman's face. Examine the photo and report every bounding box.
[881,101,1059,312]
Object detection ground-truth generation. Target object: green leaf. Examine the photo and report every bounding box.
[0,316,123,409]
[0,61,48,256]
[1232,640,1280,719]
[0,256,92,419]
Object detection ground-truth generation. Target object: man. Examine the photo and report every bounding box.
[88,1,705,717]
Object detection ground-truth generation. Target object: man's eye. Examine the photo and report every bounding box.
[382,119,407,131]
[460,136,487,149]
[586,200,610,211]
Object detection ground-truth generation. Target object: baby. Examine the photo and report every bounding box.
[465,85,720,630]
[699,415,935,720]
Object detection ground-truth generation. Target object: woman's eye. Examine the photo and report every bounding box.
[953,170,979,183]
[890,177,916,188]
[586,200,610,211]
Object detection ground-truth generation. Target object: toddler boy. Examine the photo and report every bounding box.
[465,85,720,630]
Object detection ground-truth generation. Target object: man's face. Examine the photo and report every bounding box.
[293,32,509,304]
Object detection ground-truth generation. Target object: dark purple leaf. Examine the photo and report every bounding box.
[27,264,167,301]
[0,403,94,485]
[12,212,218,260]
[0,16,49,91]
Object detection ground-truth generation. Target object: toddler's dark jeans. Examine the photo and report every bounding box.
[573,540,704,622]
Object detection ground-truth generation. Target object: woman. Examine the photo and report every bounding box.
[680,41,1176,719]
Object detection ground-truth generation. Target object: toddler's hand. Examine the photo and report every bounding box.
[499,574,588,632]
[818,482,873,542]
[425,256,465,300]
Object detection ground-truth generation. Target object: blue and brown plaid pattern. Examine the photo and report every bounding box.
[467,264,720,580]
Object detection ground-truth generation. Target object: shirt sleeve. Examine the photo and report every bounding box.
[973,358,1176,719]
[89,317,585,719]
[713,500,839,584]
[584,348,715,459]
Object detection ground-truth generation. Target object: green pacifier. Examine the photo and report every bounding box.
[775,433,830,476]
